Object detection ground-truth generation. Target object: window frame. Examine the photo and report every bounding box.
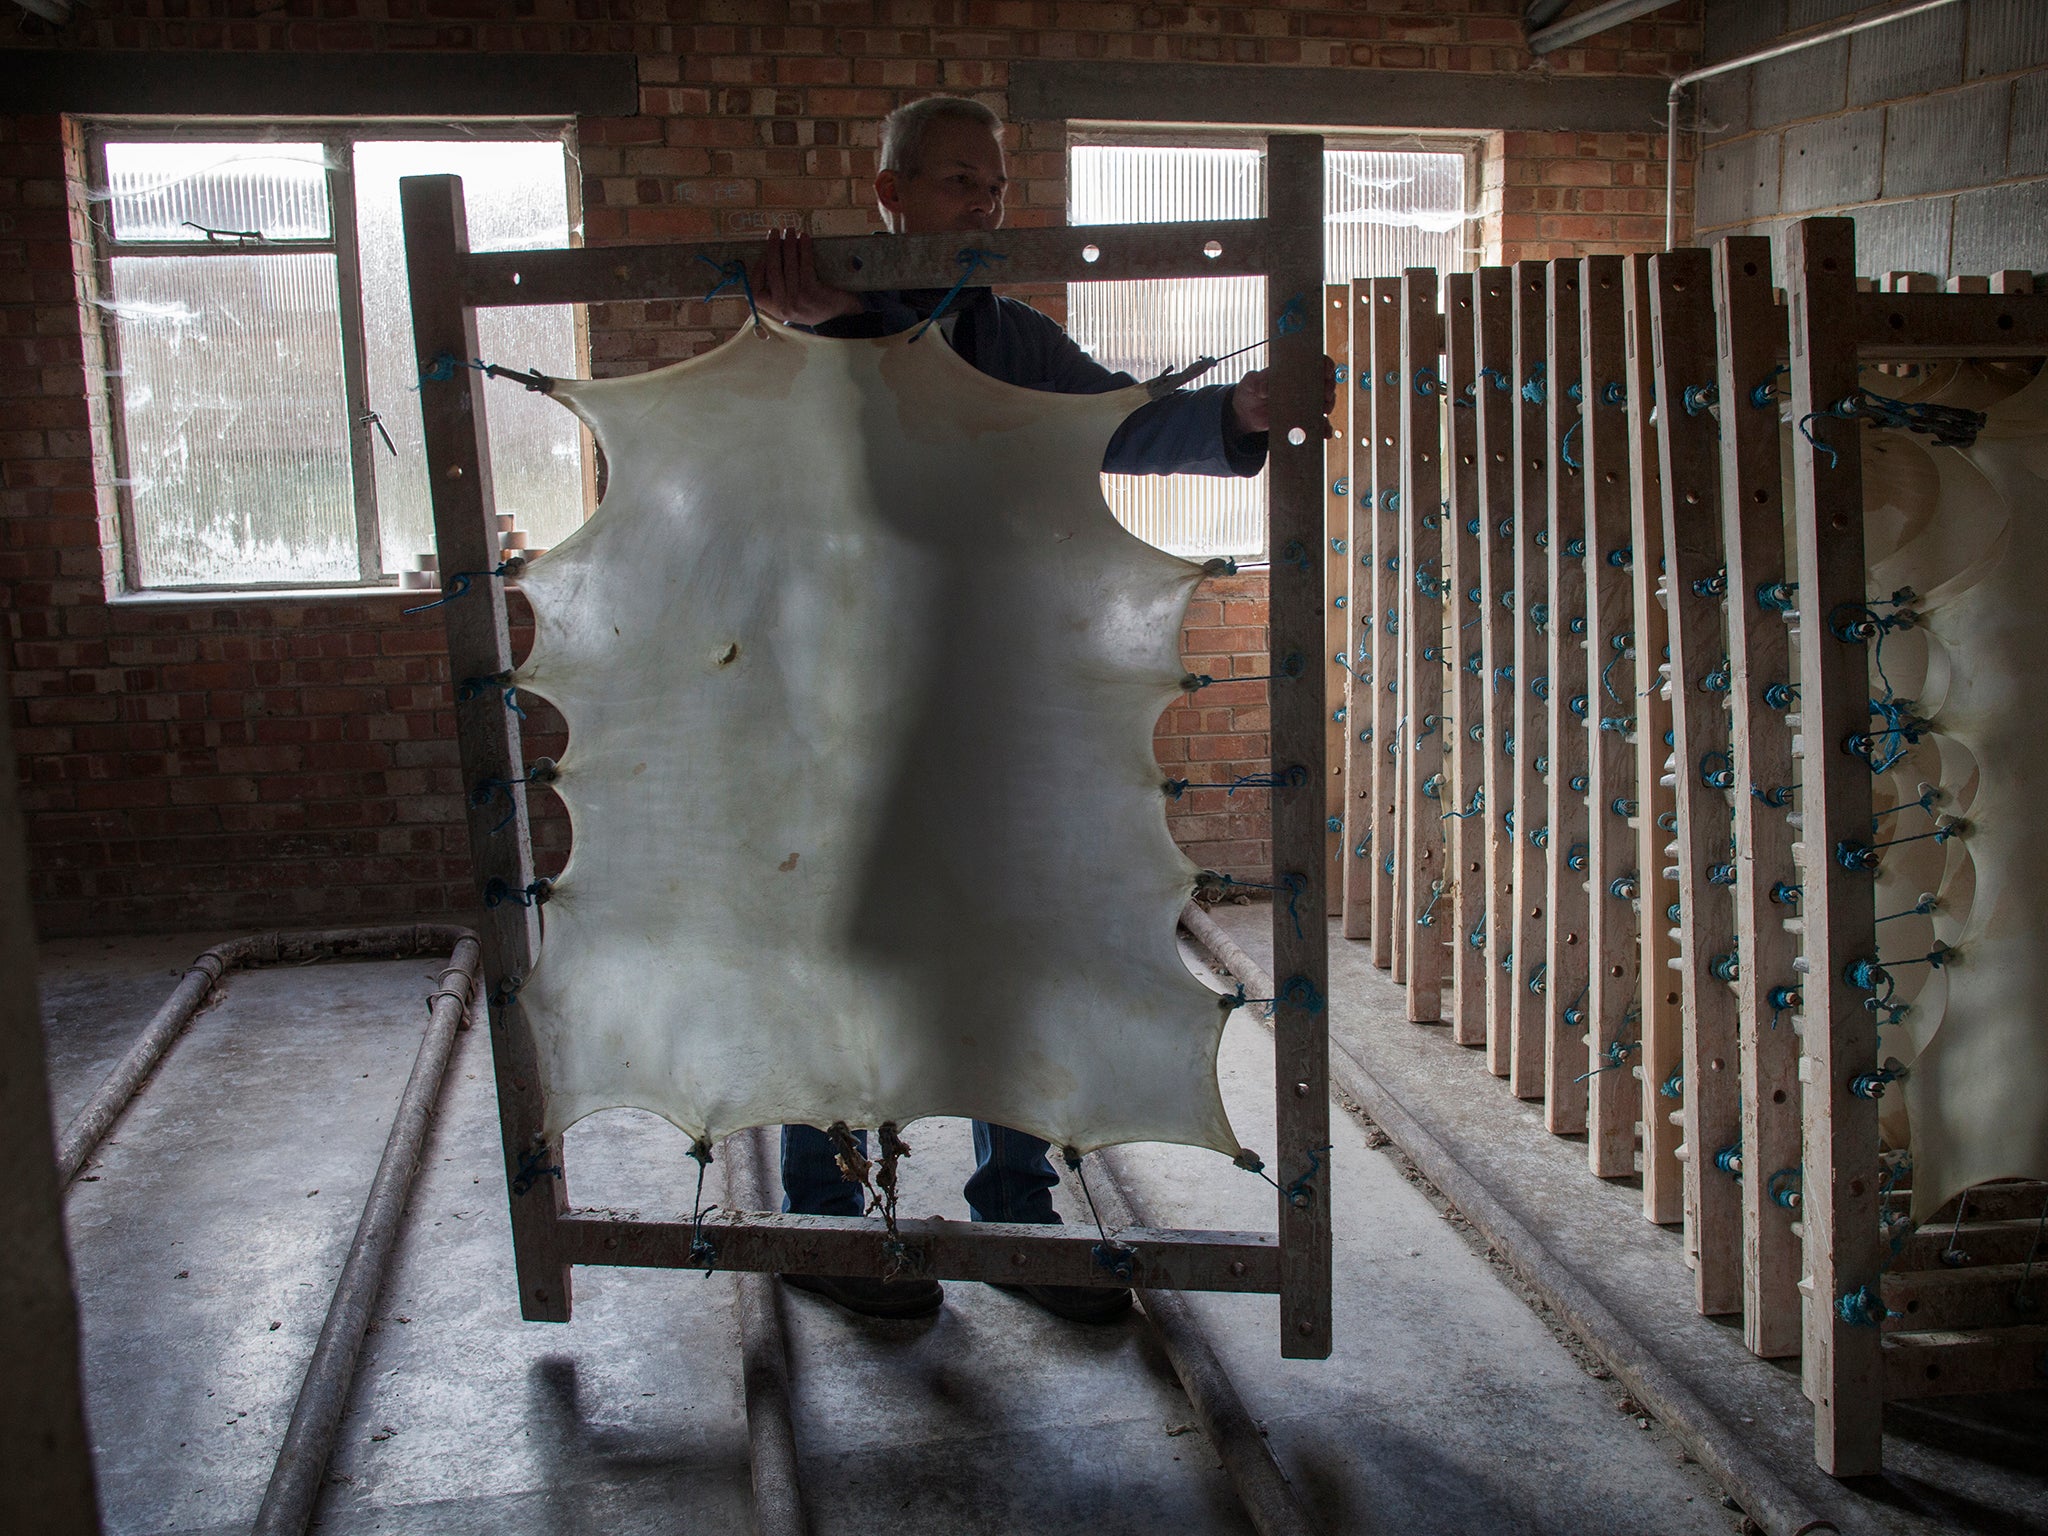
[1063,124,1486,271]
[1063,128,1483,560]
[82,116,583,596]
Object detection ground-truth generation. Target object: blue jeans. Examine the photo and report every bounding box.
[779,1121,1060,1224]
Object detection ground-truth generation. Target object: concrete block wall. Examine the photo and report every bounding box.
[1693,0,2048,278]
[3,1,1699,936]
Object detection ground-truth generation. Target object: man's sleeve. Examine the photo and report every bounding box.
[1019,304,1267,479]
[1103,387,1267,478]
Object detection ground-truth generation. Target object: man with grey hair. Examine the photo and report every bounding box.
[753,94,1328,1329]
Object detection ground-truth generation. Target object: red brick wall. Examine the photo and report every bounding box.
[1155,568,1271,875]
[3,1,1698,936]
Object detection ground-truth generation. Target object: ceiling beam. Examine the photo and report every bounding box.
[1009,61,1669,135]
[0,49,637,116]
[1527,0,1685,55]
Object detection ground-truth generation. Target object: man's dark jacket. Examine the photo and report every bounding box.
[811,286,1269,479]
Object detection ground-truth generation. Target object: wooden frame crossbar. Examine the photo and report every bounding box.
[399,133,1333,1358]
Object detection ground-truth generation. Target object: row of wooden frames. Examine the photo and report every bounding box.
[1302,216,2047,1476]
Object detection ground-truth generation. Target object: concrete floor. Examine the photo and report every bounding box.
[42,927,1738,1536]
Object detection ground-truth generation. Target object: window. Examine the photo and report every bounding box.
[1068,139,1473,559]
[86,126,586,592]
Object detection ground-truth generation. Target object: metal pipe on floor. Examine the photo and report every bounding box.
[723,1127,809,1536]
[54,923,475,1187]
[1085,1150,1325,1536]
[1178,902,1838,1536]
[253,936,483,1536]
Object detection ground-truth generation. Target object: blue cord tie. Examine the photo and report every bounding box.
[1521,364,1546,406]
[482,876,553,909]
[402,560,520,616]
[511,1137,563,1197]
[697,254,763,331]
[1835,1284,1894,1328]
[1560,417,1584,470]
[456,673,526,719]
[911,248,1009,342]
[1749,364,1787,410]
[1575,1038,1639,1083]
[1682,383,1718,415]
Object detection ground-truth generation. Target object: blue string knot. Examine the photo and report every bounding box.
[911,247,1009,342]
[696,253,763,331]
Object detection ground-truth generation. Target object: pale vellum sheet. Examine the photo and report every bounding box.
[1858,362,2048,1219]
[510,318,1241,1160]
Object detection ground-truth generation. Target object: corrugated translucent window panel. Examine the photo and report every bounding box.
[102,141,332,243]
[352,140,583,574]
[1068,145,1469,559]
[110,252,359,587]
[1070,146,1265,559]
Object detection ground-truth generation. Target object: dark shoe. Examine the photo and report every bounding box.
[780,1271,944,1319]
[995,1281,1134,1324]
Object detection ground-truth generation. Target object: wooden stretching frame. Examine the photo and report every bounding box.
[1712,237,1804,1362]
[1543,258,1591,1134]
[1507,262,1551,1099]
[1325,285,1353,913]
[398,133,1334,1358]
[1444,274,1488,1050]
[1334,217,2048,1474]
[1399,271,1448,1021]
[1471,268,1517,1081]
[1620,254,1683,1229]
[1579,255,1638,1180]
[1367,279,1403,978]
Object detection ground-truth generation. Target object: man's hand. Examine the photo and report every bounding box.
[753,229,863,327]
[1228,353,1339,438]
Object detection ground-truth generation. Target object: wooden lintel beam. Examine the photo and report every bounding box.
[558,1211,1285,1294]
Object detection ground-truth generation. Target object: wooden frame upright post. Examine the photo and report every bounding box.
[1507,262,1551,1099]
[1399,270,1448,1021]
[401,173,573,1324]
[1713,235,1804,1360]
[1543,258,1590,1132]
[1443,273,1487,1047]
[1368,279,1404,974]
[1472,268,1518,1078]
[1621,255,1684,1227]
[1579,255,1638,1178]
[1647,248,1742,1318]
[1785,216,1882,1473]
[1266,133,1334,1359]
